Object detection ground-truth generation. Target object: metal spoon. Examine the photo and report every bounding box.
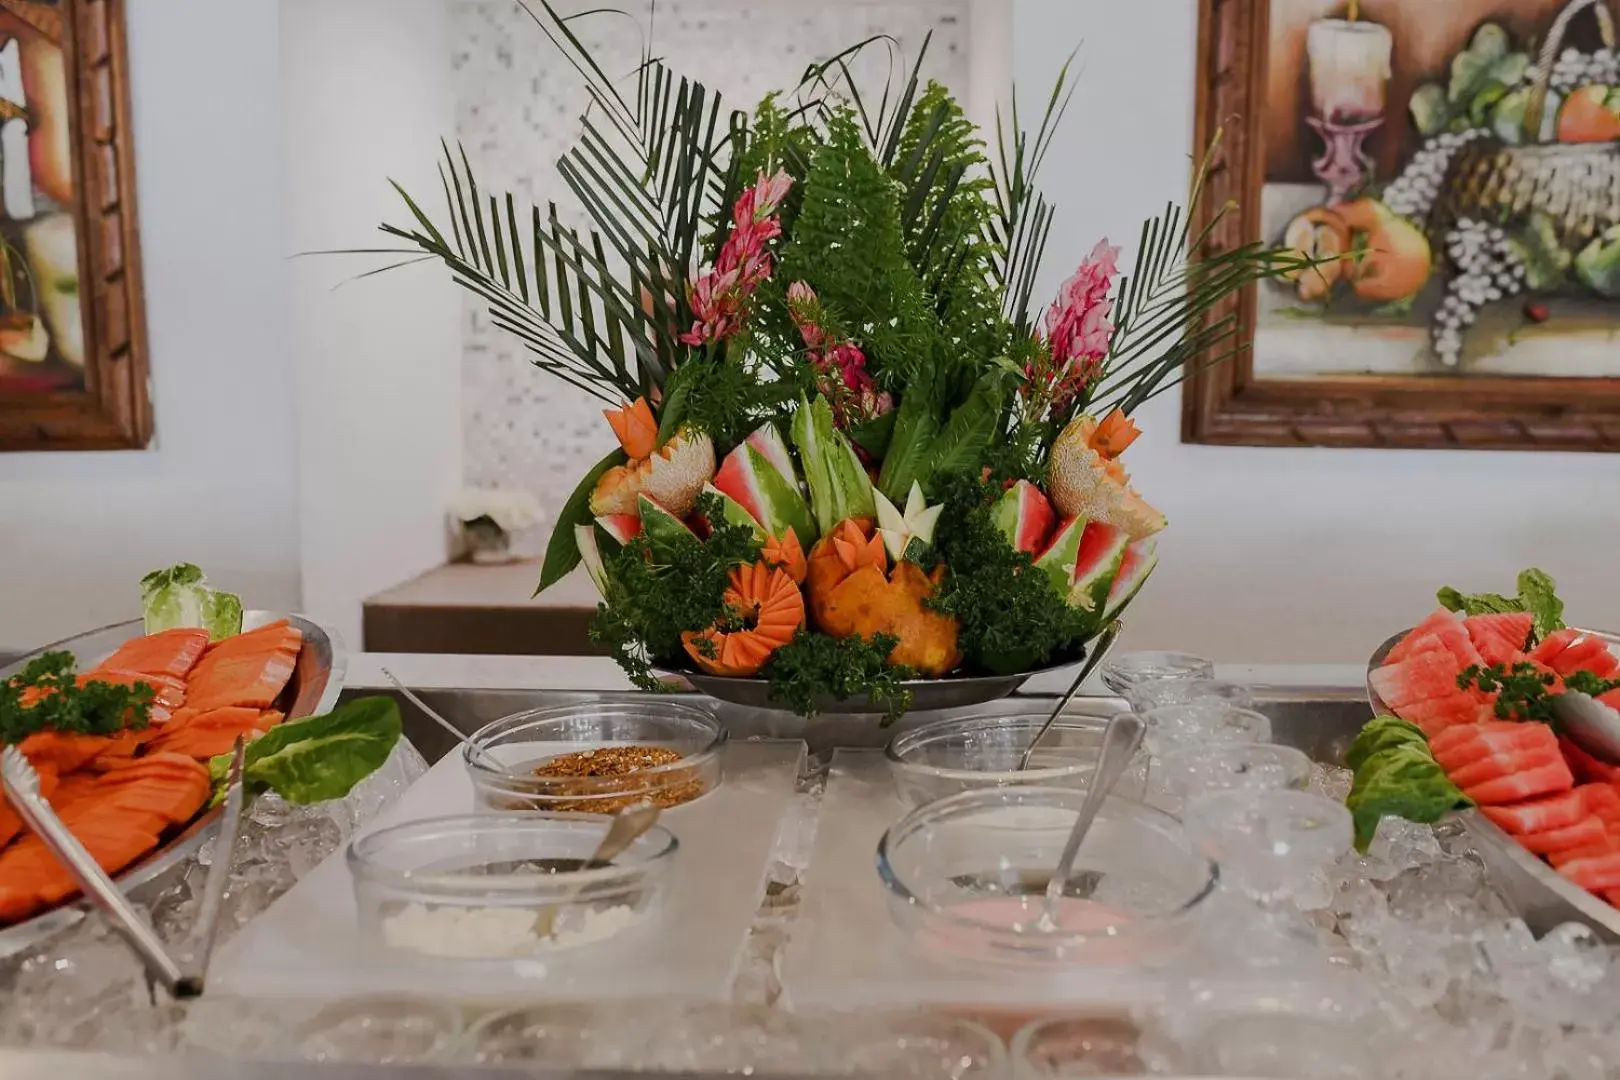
[1036,712,1145,931]
[534,800,662,938]
[379,666,502,770]
[1019,621,1124,770]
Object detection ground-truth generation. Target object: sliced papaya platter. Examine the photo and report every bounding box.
[1358,567,1620,936]
[0,587,344,955]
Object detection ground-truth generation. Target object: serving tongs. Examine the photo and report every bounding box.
[0,737,249,999]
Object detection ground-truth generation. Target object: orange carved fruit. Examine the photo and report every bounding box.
[805,518,962,676]
[762,530,808,585]
[681,562,805,677]
[605,397,659,460]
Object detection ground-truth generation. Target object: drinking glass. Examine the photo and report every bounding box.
[1098,651,1215,697]
[1182,789,1353,960]
[1158,743,1312,806]
[1139,704,1271,812]
[1127,678,1253,713]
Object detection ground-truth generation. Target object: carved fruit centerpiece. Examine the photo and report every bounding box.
[377,5,1300,718]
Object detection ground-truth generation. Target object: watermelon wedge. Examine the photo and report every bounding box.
[1480,788,1590,834]
[1558,851,1620,893]
[1553,840,1620,870]
[1561,738,1620,785]
[1580,783,1620,823]
[1517,815,1609,855]
[711,423,817,547]
[1432,722,1558,771]
[1385,610,1467,665]
[1448,747,1562,790]
[1549,637,1620,679]
[1102,539,1158,623]
[1530,628,1581,667]
[1032,517,1085,598]
[1069,521,1127,618]
[1370,650,1469,710]
[1392,693,1485,733]
[990,480,1055,555]
[1462,759,1574,806]
[1464,612,1534,654]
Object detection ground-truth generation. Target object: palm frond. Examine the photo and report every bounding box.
[1089,131,1312,415]
[988,50,1078,333]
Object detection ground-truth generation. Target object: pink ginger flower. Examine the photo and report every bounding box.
[1024,238,1121,418]
[681,170,794,348]
[786,281,827,349]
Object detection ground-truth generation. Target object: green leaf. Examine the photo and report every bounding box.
[1507,215,1570,292]
[1345,715,1427,773]
[1516,568,1566,639]
[791,394,876,534]
[1447,24,1510,103]
[212,697,403,806]
[1347,743,1471,852]
[915,370,1006,492]
[1409,83,1449,136]
[847,410,897,460]
[1575,225,1620,298]
[1436,585,1520,617]
[537,447,628,596]
[877,371,944,502]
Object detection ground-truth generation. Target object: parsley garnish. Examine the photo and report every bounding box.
[1459,662,1620,726]
[588,494,762,691]
[1,651,155,744]
[928,472,1093,674]
[761,630,913,723]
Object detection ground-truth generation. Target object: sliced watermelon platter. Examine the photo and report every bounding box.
[1365,574,1620,911]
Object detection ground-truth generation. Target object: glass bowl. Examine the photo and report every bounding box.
[886,713,1125,807]
[876,786,1217,968]
[1098,651,1215,697]
[464,701,725,814]
[348,813,677,960]
[1012,1012,1183,1078]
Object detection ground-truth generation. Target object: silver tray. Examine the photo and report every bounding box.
[1368,624,1620,942]
[0,611,345,956]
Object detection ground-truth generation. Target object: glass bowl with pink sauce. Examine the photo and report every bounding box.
[875,786,1217,967]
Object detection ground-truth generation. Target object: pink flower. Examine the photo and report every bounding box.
[786,280,829,349]
[681,171,795,348]
[1023,238,1121,419]
[1045,239,1120,367]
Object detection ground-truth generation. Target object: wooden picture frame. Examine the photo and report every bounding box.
[1184,0,1620,451]
[0,0,149,451]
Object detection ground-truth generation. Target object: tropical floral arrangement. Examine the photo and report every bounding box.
[372,3,1298,716]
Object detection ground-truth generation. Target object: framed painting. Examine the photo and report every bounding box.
[1185,0,1620,450]
[0,0,147,451]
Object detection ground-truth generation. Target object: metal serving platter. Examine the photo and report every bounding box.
[0,611,345,957]
[669,637,1118,714]
[1367,624,1620,942]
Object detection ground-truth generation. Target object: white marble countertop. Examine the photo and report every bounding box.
[347,652,1367,694]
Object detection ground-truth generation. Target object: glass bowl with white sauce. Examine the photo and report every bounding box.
[348,813,677,961]
[464,702,725,815]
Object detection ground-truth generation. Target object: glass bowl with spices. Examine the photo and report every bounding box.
[464,701,725,815]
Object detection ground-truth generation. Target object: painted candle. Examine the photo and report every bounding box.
[1306,18,1393,124]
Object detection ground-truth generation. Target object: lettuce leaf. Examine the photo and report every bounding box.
[1345,715,1427,773]
[1437,566,1565,641]
[141,563,242,641]
[211,696,403,806]
[1345,730,1471,852]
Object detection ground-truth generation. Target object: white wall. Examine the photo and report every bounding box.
[1014,0,1620,663]
[281,0,462,649]
[0,0,300,651]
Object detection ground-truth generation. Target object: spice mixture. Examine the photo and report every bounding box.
[501,745,707,814]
